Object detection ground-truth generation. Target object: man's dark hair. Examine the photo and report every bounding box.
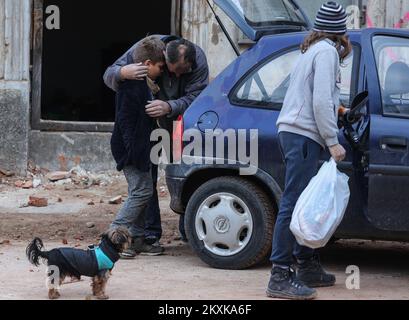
[133,36,165,64]
[165,39,196,65]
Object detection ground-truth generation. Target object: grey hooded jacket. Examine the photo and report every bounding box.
[277,38,341,148]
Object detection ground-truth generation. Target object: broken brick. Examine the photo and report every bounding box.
[47,171,70,182]
[28,196,48,207]
[14,180,24,188]
[22,180,33,189]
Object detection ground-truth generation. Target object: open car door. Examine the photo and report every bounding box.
[214,0,312,41]
[362,28,409,232]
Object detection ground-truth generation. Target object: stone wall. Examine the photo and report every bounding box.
[0,0,31,175]
[2,0,409,174]
[29,131,116,172]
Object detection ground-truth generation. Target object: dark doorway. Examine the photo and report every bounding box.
[40,0,172,122]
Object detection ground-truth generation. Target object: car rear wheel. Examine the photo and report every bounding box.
[185,176,276,269]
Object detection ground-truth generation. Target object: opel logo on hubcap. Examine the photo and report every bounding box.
[214,216,230,234]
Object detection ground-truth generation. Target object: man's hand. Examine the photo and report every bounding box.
[145,100,171,118]
[120,63,148,80]
[329,144,346,163]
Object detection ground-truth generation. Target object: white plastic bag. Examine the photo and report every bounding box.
[290,158,350,249]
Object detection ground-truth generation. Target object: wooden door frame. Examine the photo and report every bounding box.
[31,0,181,132]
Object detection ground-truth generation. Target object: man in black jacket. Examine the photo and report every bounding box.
[104,35,209,245]
[110,36,166,258]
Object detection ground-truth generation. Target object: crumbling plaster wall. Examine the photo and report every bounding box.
[0,0,31,175]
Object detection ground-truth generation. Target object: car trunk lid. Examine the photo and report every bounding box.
[214,0,312,41]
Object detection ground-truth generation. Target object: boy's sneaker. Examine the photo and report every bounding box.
[150,240,162,247]
[133,237,164,256]
[296,255,336,288]
[266,267,317,300]
[145,236,159,246]
[119,248,138,259]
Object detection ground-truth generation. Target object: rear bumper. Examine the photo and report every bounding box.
[166,171,187,214]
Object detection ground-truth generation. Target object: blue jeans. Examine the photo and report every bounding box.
[144,164,186,241]
[111,166,153,238]
[144,164,162,240]
[270,132,322,266]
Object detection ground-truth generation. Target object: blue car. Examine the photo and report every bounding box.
[166,0,409,269]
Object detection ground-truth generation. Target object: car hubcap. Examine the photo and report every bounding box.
[195,193,253,256]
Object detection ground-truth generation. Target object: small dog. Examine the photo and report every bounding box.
[26,227,131,300]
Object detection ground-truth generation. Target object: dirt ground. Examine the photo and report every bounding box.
[0,174,179,245]
[0,172,409,300]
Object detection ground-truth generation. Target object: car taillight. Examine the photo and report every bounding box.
[172,115,184,163]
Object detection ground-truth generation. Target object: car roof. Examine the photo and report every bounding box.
[254,30,363,49]
[260,29,362,42]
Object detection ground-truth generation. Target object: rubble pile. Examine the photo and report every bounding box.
[0,162,167,210]
[0,162,122,191]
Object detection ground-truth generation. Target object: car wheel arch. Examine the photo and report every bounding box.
[181,166,281,212]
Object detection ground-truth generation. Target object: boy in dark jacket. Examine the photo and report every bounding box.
[110,36,165,258]
[104,36,209,245]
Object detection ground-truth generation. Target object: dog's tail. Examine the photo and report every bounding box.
[26,238,49,267]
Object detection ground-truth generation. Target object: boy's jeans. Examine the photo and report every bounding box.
[144,161,186,242]
[270,132,322,267]
[111,165,153,238]
[144,164,162,240]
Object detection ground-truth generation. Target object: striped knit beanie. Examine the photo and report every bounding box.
[313,1,347,35]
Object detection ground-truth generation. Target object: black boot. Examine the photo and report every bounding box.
[266,267,317,300]
[296,255,336,288]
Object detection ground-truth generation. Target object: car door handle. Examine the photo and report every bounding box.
[380,136,407,151]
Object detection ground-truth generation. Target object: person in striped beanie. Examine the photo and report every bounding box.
[302,1,352,61]
[267,2,352,300]
[313,1,348,35]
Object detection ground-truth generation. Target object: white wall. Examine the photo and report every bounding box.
[366,0,409,27]
[181,0,246,81]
